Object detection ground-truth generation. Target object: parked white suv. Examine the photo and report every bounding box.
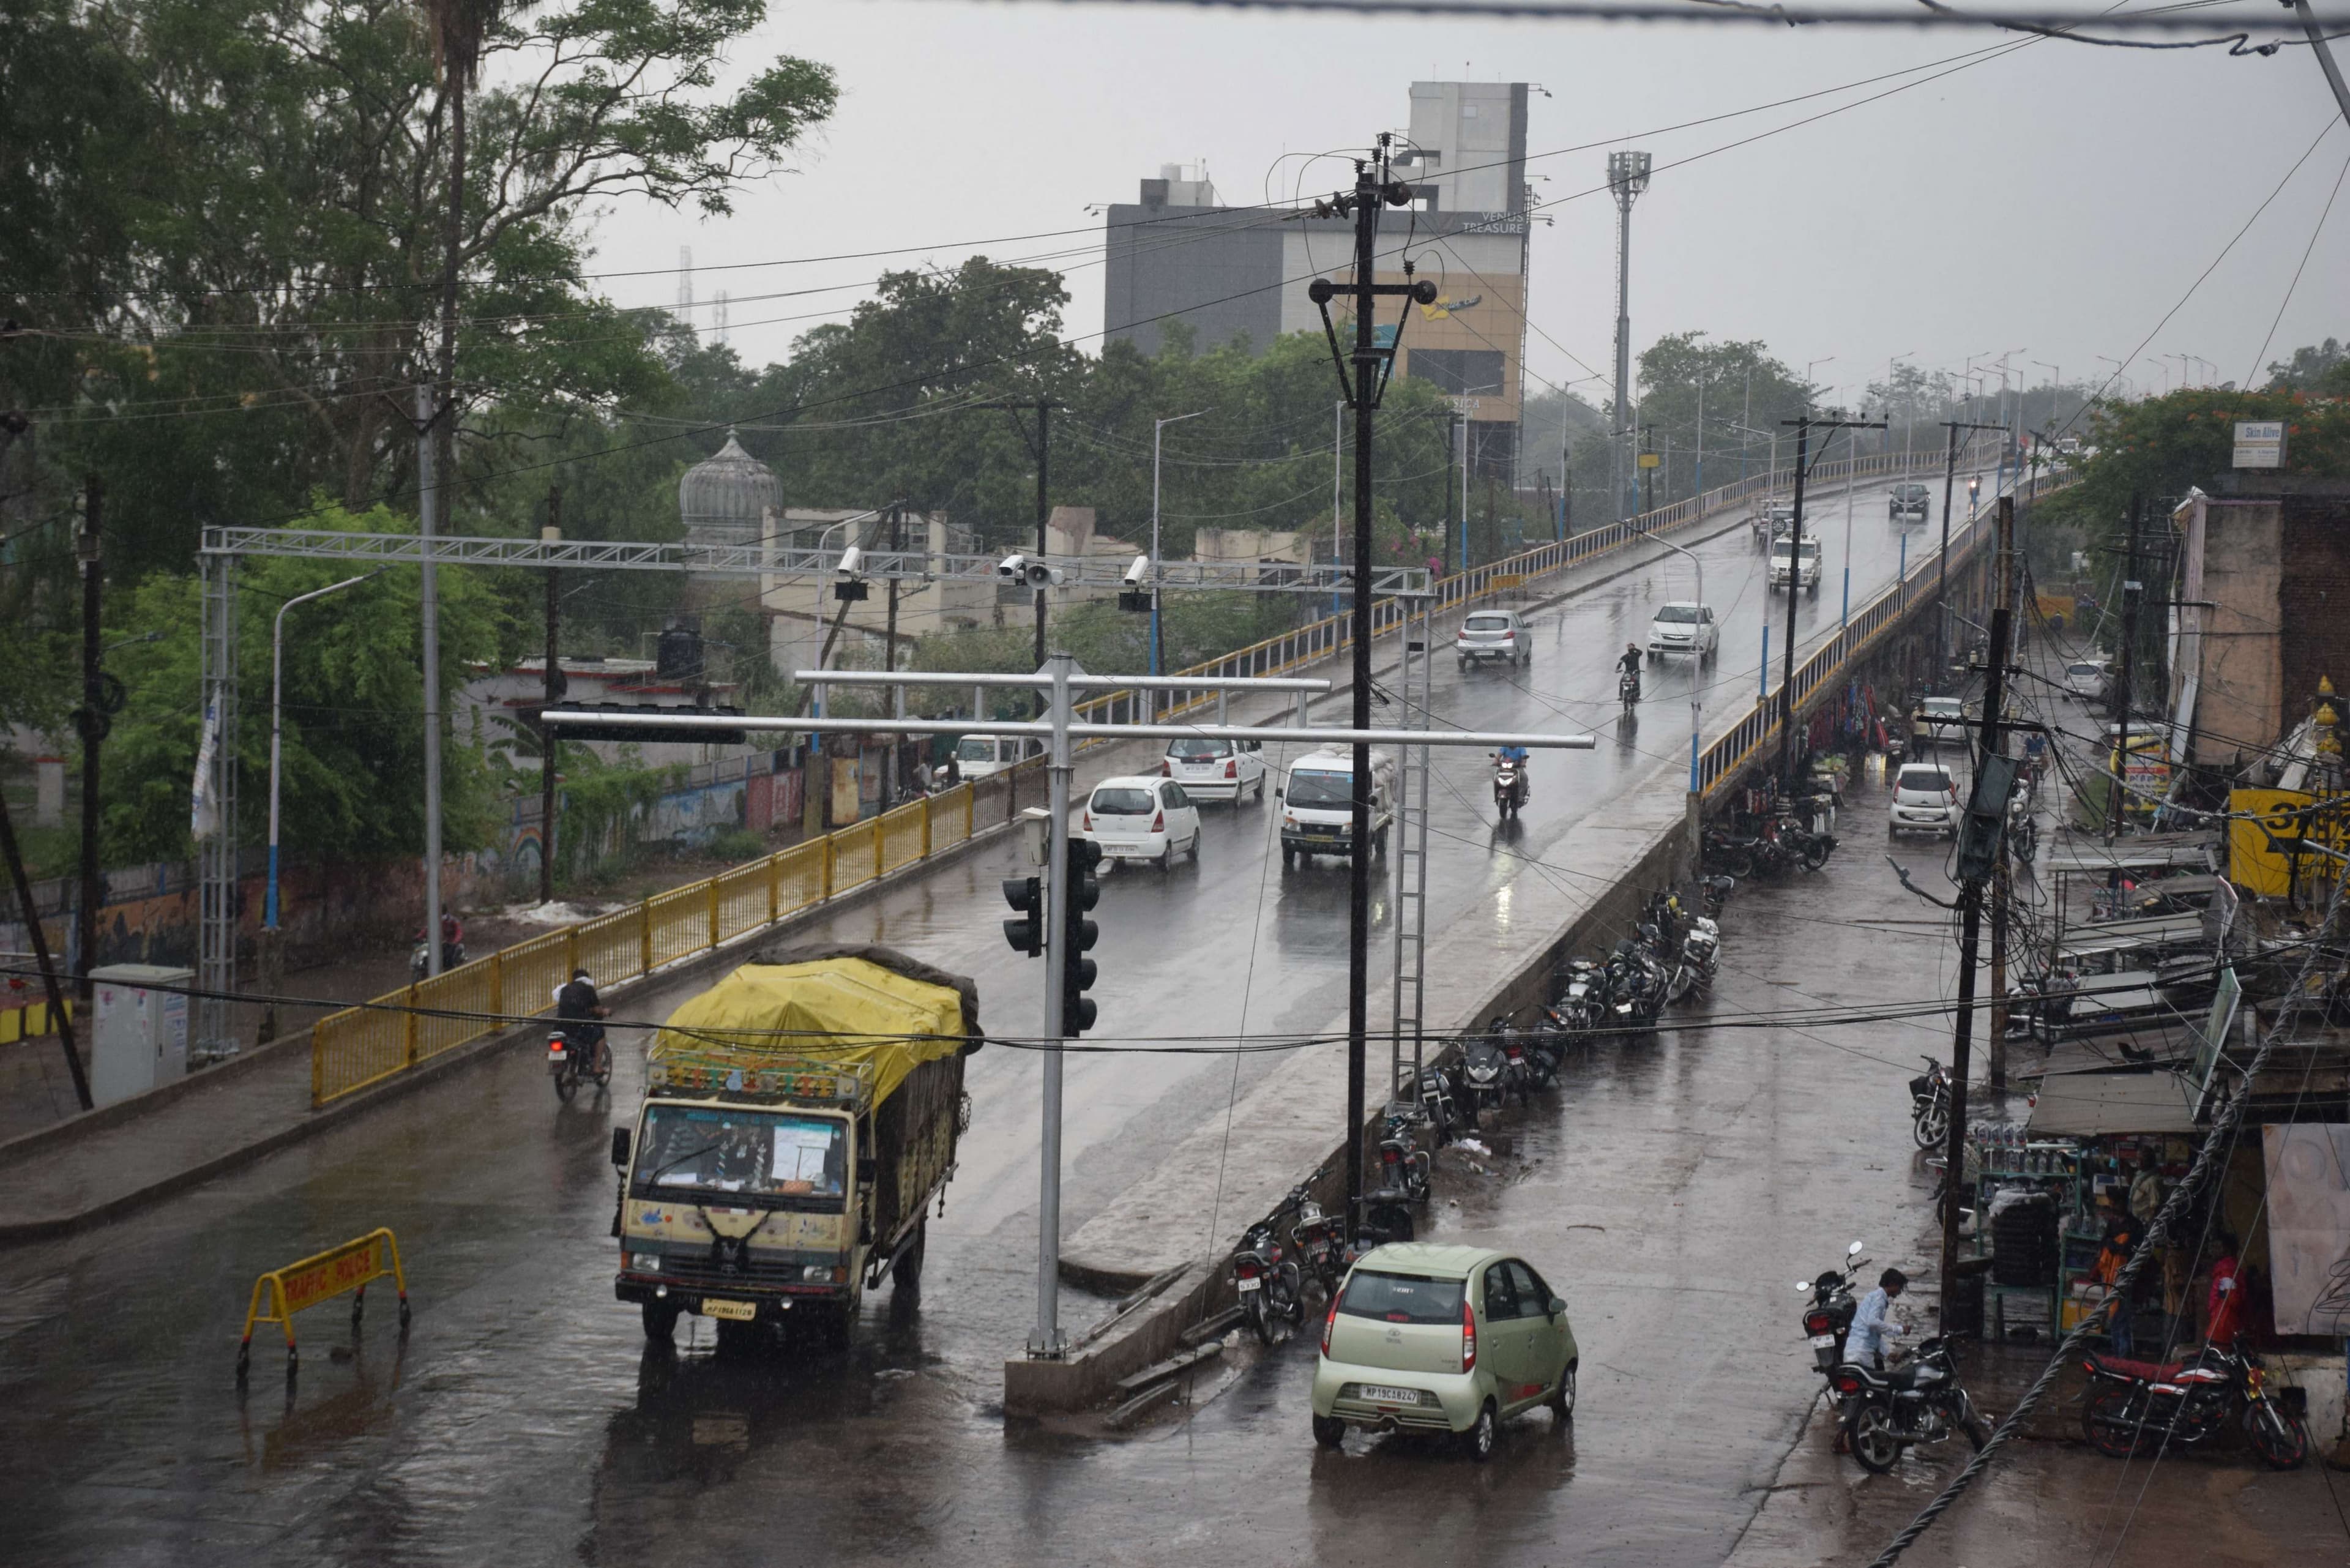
[1646,602,1718,662]
[1455,610,1530,670]
[1889,762,1963,837]
[1081,777,1202,870]
[1162,735,1266,804]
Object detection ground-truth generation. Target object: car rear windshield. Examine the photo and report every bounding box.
[1464,614,1512,632]
[1655,605,1700,623]
[1338,1269,1466,1324]
[1898,766,1955,792]
[1168,737,1231,760]
[2067,663,2104,678]
[1091,787,1155,815]
[1286,768,1351,807]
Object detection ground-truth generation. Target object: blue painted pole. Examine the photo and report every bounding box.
[1899,530,1908,602]
[1760,623,1770,700]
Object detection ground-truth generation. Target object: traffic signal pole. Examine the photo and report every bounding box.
[1033,651,1073,1357]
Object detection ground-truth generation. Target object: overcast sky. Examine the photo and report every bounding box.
[584,1,2350,412]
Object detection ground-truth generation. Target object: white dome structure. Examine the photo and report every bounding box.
[677,430,778,550]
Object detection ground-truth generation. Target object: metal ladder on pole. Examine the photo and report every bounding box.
[1389,594,1433,1102]
[196,553,241,1062]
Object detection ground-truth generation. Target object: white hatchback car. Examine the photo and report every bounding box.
[1889,762,1963,837]
[1914,696,1969,745]
[1646,602,1718,662]
[1455,610,1531,670]
[1162,736,1267,804]
[2064,660,2111,703]
[1081,776,1202,869]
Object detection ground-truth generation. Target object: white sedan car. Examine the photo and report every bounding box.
[1080,777,1202,869]
[1163,736,1267,804]
[1646,602,1718,662]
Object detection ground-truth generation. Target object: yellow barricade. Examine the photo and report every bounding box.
[236,1227,410,1379]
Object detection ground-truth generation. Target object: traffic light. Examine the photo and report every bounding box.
[1001,875,1043,957]
[1060,837,1103,1035]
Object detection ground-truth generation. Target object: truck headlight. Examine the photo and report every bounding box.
[804,1264,842,1283]
[631,1252,662,1272]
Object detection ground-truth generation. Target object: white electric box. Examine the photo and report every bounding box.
[90,964,193,1107]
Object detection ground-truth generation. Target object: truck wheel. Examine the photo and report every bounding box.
[892,1221,927,1299]
[1282,847,1296,869]
[641,1301,679,1344]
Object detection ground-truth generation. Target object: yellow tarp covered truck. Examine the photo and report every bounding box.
[610,946,979,1349]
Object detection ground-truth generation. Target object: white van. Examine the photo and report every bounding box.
[1278,748,1397,868]
[952,734,1042,780]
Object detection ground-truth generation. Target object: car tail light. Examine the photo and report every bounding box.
[1151,810,1164,832]
[1321,1301,1338,1357]
[1225,760,1237,778]
[1160,760,1171,775]
[1804,1310,1835,1335]
[1501,630,1515,640]
[1459,1298,1478,1372]
[1082,812,1092,831]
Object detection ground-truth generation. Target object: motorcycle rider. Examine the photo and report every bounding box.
[554,967,611,1078]
[1616,643,1643,703]
[1493,743,1531,806]
[439,910,464,970]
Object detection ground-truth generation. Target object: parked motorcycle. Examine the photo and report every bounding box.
[1909,1056,1952,1149]
[1794,1241,1868,1376]
[1493,753,1529,821]
[1375,1104,1434,1204]
[1232,1201,1308,1345]
[1283,1169,1345,1301]
[1460,1032,1512,1115]
[2081,1345,2310,1470]
[1784,823,1838,872]
[1832,1334,1993,1473]
[1408,1062,1462,1145]
[1551,957,1607,1032]
[2007,794,2039,864]
[1699,873,1736,919]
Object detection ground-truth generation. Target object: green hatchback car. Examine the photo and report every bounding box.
[1310,1243,1578,1459]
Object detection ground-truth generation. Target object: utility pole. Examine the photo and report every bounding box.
[1,788,91,1110]
[882,501,905,808]
[75,476,102,1016]
[415,384,446,977]
[1990,831,2011,1089]
[972,398,1061,703]
[540,488,562,906]
[2291,0,2350,133]
[1442,415,1457,574]
[1941,495,2016,1313]
[1305,139,1436,1246]
[1778,409,1887,781]
[1608,151,1652,523]
[2109,496,2144,840]
[1939,420,2005,666]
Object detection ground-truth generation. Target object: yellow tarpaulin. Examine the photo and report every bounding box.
[2228,788,2345,898]
[652,957,966,1106]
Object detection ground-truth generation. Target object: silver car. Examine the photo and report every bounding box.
[1455,610,1530,670]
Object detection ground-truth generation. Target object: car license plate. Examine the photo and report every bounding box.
[703,1298,757,1321]
[1236,1276,1262,1293]
[1810,1334,1837,1349]
[1359,1385,1419,1405]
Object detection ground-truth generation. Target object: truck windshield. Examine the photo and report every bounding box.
[1287,768,1352,807]
[633,1106,847,1203]
[955,738,996,764]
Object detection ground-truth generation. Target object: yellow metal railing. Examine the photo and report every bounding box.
[310,782,986,1107]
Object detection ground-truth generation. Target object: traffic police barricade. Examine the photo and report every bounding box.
[236,1227,411,1380]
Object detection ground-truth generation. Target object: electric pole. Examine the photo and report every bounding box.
[2109,496,2144,840]
[1306,140,1436,1247]
[1,788,92,1110]
[973,398,1061,704]
[1938,420,2005,667]
[539,487,562,906]
[882,501,905,807]
[1777,410,1886,782]
[76,476,102,1015]
[416,383,446,977]
[1608,151,1651,523]
[1941,495,2016,1314]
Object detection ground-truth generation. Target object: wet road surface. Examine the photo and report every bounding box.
[1,477,2000,1566]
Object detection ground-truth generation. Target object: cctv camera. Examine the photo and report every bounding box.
[1124,553,1151,588]
[996,553,1028,582]
[837,545,864,580]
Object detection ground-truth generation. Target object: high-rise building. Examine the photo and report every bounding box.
[1103,83,1532,479]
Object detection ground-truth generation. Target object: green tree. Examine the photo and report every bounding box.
[99,499,505,865]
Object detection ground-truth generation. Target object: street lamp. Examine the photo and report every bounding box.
[268,570,380,934]
[1889,351,1917,472]
[2095,354,2130,399]
[1728,421,1778,493]
[1636,525,1706,793]
[1151,408,1210,679]
[1804,356,1835,408]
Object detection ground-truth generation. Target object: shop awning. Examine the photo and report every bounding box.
[2041,838,2218,875]
[2038,1028,2196,1077]
[2026,1067,2202,1137]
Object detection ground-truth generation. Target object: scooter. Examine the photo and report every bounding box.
[1493,755,1529,821]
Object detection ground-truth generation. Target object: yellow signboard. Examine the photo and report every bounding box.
[237,1227,410,1379]
[2227,788,2346,897]
[1636,452,1662,469]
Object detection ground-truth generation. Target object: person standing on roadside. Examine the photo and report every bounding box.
[1845,1269,1911,1370]
[2205,1231,2247,1351]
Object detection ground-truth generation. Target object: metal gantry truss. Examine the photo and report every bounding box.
[190,523,1430,1061]
[1388,596,1434,1104]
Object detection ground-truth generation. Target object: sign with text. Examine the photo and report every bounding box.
[2232,420,2286,469]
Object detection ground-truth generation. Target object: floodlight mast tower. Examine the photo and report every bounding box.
[1608,151,1652,523]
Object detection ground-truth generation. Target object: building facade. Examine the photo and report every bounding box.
[1102,82,1534,480]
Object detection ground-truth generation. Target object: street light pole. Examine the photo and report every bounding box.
[268,569,378,1026]
[1641,526,1706,791]
[1151,408,1210,682]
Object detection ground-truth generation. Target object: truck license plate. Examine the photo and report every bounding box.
[703,1298,757,1321]
[1810,1334,1837,1349]
[1359,1385,1419,1405]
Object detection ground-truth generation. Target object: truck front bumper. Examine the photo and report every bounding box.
[616,1271,851,1316]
